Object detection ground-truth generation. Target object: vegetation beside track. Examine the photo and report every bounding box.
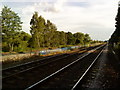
[2,6,103,54]
[109,6,120,59]
[1,6,104,69]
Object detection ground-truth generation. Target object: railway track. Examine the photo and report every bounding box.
[71,45,106,90]
[2,53,70,78]
[2,47,88,79]
[2,45,99,79]
[24,44,105,90]
[2,44,105,89]
[74,44,120,89]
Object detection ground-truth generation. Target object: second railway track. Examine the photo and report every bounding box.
[2,44,105,89]
[2,45,101,78]
[25,44,106,90]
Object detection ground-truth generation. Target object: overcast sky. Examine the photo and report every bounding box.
[1,0,119,40]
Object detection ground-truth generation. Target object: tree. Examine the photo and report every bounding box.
[30,12,46,48]
[13,31,31,52]
[45,20,57,47]
[109,5,120,59]
[66,32,76,45]
[1,6,22,52]
[110,6,120,46]
[83,34,91,45]
[30,11,93,49]
[58,31,67,45]
[73,32,85,45]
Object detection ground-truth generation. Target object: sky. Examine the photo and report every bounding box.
[1,0,119,40]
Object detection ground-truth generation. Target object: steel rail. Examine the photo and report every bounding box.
[3,48,86,79]
[2,54,70,79]
[2,45,97,71]
[25,44,105,90]
[2,53,65,71]
[2,48,87,79]
[71,45,106,90]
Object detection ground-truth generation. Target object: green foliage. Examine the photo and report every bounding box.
[83,34,91,45]
[30,12,67,48]
[58,31,67,45]
[29,11,92,48]
[2,6,32,52]
[30,12,46,48]
[109,6,120,59]
[2,42,9,52]
[110,7,120,50]
[45,20,57,47]
[73,32,84,45]
[2,6,22,52]
[2,6,94,53]
[13,32,31,52]
[66,32,76,45]
[73,32,91,45]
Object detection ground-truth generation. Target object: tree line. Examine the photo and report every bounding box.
[30,12,91,49]
[2,6,95,53]
[109,5,120,57]
[109,7,120,45]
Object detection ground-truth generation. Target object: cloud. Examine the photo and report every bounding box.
[22,0,67,14]
[1,0,53,2]
[2,0,119,40]
[0,3,2,11]
[20,0,67,33]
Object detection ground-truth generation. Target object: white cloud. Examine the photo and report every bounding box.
[0,4,2,11]
[1,0,54,2]
[2,0,119,40]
